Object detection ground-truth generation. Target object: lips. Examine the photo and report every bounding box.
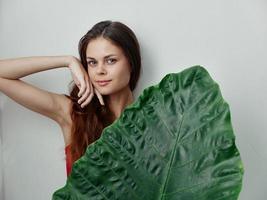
[96,80,111,86]
[96,80,111,83]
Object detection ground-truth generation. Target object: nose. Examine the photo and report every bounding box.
[96,63,107,74]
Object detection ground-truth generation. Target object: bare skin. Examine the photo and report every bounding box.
[0,36,135,146]
[86,37,135,119]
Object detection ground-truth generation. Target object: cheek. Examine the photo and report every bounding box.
[116,67,131,83]
[118,62,131,78]
[121,74,131,89]
[87,70,94,80]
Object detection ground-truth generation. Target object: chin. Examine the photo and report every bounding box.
[97,86,124,96]
[95,86,113,95]
[99,90,112,96]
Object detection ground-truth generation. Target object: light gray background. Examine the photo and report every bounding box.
[0,0,266,199]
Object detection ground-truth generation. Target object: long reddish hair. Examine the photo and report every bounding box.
[65,20,142,165]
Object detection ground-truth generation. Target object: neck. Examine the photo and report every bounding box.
[106,86,134,120]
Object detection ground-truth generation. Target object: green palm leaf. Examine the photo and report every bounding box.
[52,65,244,200]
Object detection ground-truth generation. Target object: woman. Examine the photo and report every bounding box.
[0,20,142,177]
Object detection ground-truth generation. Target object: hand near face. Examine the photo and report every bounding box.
[68,56,105,107]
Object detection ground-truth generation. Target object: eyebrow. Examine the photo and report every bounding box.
[86,54,117,60]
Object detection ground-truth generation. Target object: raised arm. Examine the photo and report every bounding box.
[0,56,74,129]
[0,56,72,79]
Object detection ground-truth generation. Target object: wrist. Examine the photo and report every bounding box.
[65,55,76,66]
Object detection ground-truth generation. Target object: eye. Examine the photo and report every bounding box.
[107,58,116,64]
[87,60,96,66]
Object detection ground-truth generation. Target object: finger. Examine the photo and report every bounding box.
[94,88,105,105]
[88,78,93,94]
[86,77,92,92]
[79,79,91,102]
[73,76,81,89]
[81,92,94,108]
[78,79,86,97]
[78,85,90,104]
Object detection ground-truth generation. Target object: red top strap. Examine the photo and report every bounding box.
[65,145,73,177]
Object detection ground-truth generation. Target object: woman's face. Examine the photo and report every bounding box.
[86,37,131,95]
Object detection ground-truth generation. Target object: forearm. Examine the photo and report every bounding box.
[0,55,73,79]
